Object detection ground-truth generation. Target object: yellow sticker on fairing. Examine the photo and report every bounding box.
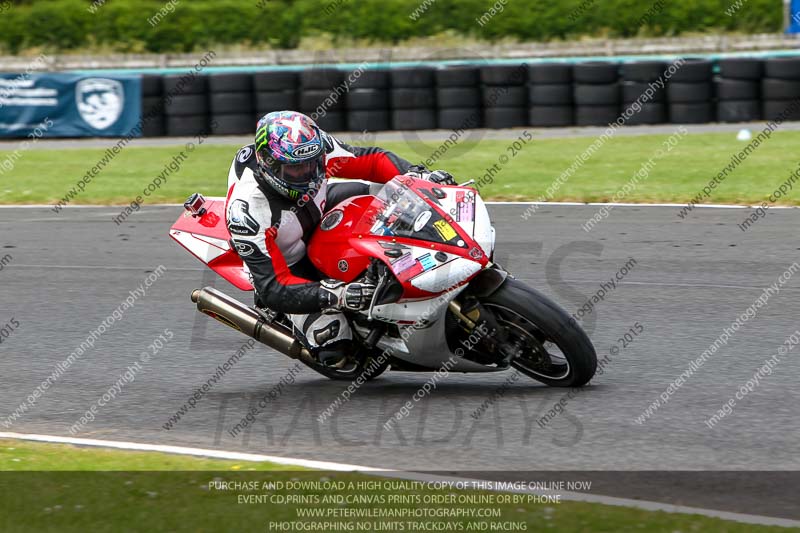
[433,219,457,241]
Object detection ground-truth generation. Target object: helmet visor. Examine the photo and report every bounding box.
[279,159,324,185]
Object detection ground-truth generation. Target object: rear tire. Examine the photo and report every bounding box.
[481,278,597,387]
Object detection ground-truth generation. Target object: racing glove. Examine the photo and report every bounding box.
[405,165,457,185]
[425,170,457,185]
[319,280,376,312]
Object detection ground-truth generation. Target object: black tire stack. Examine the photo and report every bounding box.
[391,68,436,130]
[667,59,714,124]
[370,69,424,131]
[299,68,345,131]
[761,57,800,121]
[141,74,164,137]
[347,69,391,132]
[253,70,299,123]
[345,69,390,131]
[619,61,667,125]
[435,66,482,130]
[163,74,209,136]
[527,63,573,127]
[573,62,620,126]
[715,58,762,123]
[481,65,527,128]
[133,57,800,138]
[208,73,253,135]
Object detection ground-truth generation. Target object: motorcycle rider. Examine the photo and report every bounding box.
[226,110,453,366]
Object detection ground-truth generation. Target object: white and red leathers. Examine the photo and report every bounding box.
[225,131,414,351]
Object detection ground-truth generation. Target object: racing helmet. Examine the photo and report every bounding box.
[254,111,327,199]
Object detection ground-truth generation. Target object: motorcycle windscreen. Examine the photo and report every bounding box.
[362,178,464,247]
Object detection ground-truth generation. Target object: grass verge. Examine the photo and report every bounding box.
[0,130,799,206]
[0,439,795,533]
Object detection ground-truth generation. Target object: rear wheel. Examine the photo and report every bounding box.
[479,278,597,387]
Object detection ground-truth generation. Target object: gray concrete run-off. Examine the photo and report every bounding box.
[1,205,798,518]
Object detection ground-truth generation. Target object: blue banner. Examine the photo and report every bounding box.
[789,0,800,33]
[0,73,141,138]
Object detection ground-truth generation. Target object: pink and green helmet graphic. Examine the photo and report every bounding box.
[255,111,323,165]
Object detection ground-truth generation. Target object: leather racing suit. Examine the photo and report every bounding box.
[225,131,414,353]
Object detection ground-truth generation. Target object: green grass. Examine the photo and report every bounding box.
[0,438,303,471]
[1,439,796,533]
[1,130,799,205]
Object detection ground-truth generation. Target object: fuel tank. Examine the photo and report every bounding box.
[307,195,374,282]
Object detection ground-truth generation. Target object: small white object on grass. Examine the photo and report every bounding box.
[737,129,752,141]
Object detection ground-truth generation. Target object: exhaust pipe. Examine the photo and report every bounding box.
[191,287,312,361]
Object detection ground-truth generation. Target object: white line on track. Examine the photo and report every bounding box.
[1,431,798,528]
[0,432,378,471]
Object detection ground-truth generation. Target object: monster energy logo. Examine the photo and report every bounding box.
[255,126,269,151]
[288,190,299,199]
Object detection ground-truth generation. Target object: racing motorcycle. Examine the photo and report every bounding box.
[170,175,597,387]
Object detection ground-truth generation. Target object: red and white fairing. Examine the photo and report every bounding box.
[170,176,498,372]
[169,176,495,321]
[308,178,492,290]
[169,198,253,291]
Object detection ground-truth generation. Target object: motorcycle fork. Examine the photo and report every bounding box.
[448,299,478,330]
[450,298,514,366]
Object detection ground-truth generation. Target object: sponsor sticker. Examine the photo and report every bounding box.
[416,253,436,271]
[292,142,321,158]
[455,190,475,222]
[227,199,259,236]
[338,259,349,272]
[236,146,253,163]
[233,240,256,257]
[391,252,416,273]
[433,219,458,241]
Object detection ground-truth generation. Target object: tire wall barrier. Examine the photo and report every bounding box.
[134,56,800,137]
[7,57,800,138]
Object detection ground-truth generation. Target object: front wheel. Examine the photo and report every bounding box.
[480,278,597,387]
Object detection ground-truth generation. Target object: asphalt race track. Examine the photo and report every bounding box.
[1,204,799,519]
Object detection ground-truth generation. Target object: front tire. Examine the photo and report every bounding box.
[480,278,597,387]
